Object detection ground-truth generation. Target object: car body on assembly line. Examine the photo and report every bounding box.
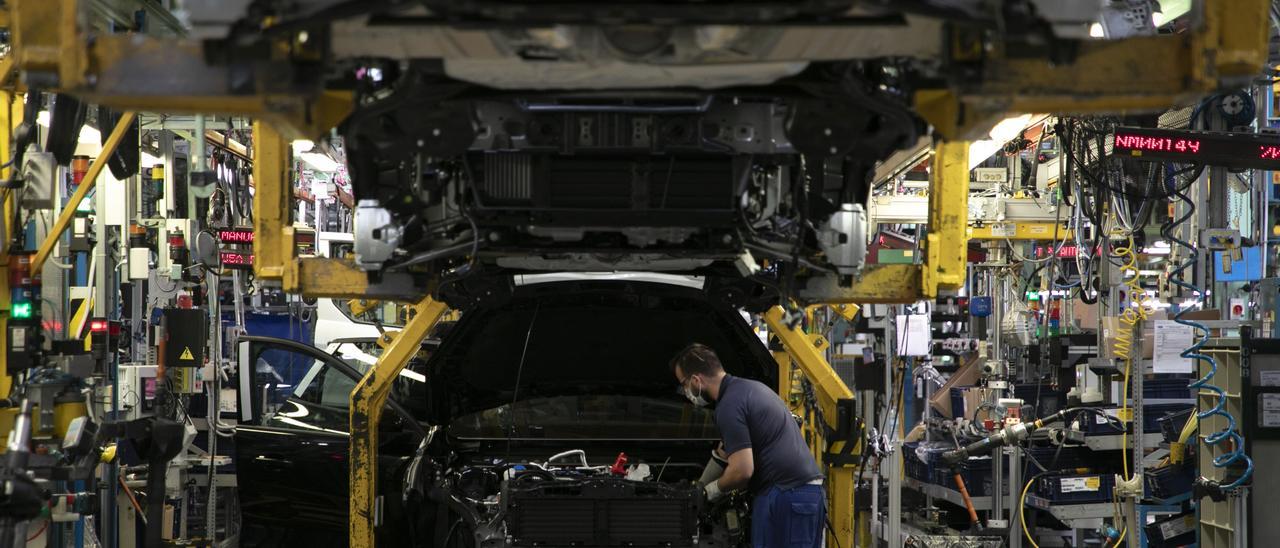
[234,273,780,547]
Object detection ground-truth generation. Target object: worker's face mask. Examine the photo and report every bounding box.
[683,376,710,408]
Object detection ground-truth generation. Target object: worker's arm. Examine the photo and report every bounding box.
[716,448,754,492]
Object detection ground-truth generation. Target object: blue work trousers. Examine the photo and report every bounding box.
[751,483,826,548]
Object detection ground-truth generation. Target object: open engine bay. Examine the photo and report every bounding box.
[406,447,750,548]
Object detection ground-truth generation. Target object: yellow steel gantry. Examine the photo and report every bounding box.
[0,2,1272,547]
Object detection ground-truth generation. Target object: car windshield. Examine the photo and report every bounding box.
[290,340,429,415]
[448,394,719,440]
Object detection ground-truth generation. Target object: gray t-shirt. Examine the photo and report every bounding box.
[714,375,823,492]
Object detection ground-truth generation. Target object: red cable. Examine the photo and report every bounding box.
[26,519,48,541]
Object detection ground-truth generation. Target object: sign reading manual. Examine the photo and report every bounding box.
[1153,320,1194,374]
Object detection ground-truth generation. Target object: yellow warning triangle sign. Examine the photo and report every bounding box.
[179,347,195,361]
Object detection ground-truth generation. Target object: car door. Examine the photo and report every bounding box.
[234,336,429,539]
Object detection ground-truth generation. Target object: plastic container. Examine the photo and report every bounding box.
[1077,404,1194,435]
[1144,378,1194,400]
[950,387,969,419]
[1144,404,1195,433]
[1144,464,1194,500]
[1157,407,1196,444]
[1144,512,1197,548]
[1035,471,1115,504]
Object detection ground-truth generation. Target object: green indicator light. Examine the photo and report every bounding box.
[11,302,32,319]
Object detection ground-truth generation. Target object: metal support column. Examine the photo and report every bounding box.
[921,141,971,297]
[1008,445,1022,548]
[886,442,901,547]
[763,306,857,548]
[349,297,448,548]
[992,446,1004,522]
[252,121,290,281]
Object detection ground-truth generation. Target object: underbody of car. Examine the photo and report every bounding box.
[342,62,917,293]
[180,1,1103,303]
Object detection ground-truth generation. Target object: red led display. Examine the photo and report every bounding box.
[1113,133,1201,154]
[1112,126,1280,170]
[219,251,254,269]
[217,228,254,244]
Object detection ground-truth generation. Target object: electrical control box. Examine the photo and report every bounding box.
[162,308,206,368]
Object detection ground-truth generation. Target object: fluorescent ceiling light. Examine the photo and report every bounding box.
[36,110,100,144]
[988,114,1035,143]
[299,152,339,172]
[291,139,315,155]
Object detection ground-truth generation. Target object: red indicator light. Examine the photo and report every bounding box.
[1261,146,1280,160]
[89,319,109,333]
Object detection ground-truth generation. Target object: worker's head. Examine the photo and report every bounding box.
[670,343,724,407]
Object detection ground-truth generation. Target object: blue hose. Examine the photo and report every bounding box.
[1162,179,1253,488]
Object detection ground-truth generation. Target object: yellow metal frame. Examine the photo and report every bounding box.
[914,1,1270,140]
[252,121,425,300]
[32,111,136,273]
[762,305,857,548]
[349,296,448,547]
[920,141,970,297]
[968,222,1075,241]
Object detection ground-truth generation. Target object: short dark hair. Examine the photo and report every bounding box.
[671,343,723,377]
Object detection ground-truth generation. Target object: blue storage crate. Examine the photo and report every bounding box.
[1144,378,1193,400]
[1025,445,1087,470]
[1144,463,1194,500]
[1035,472,1115,504]
[950,387,968,419]
[1144,404,1195,434]
[1078,405,1194,435]
[1077,408,1128,435]
[1157,407,1195,443]
[1144,512,1197,548]
[1014,384,1067,419]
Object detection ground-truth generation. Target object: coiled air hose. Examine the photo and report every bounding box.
[1163,178,1253,489]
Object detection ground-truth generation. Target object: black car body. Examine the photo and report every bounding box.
[235,275,779,547]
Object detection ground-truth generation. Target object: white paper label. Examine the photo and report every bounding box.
[991,223,1017,237]
[1261,370,1280,387]
[1158,515,1194,540]
[1059,476,1101,493]
[1263,394,1280,428]
[1153,321,1194,374]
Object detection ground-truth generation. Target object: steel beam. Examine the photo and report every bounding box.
[252,121,290,281]
[349,297,447,548]
[921,141,970,297]
[0,92,20,402]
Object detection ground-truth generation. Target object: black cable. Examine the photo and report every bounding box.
[504,302,540,458]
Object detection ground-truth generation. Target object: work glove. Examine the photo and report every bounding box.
[703,480,725,503]
[698,451,728,485]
